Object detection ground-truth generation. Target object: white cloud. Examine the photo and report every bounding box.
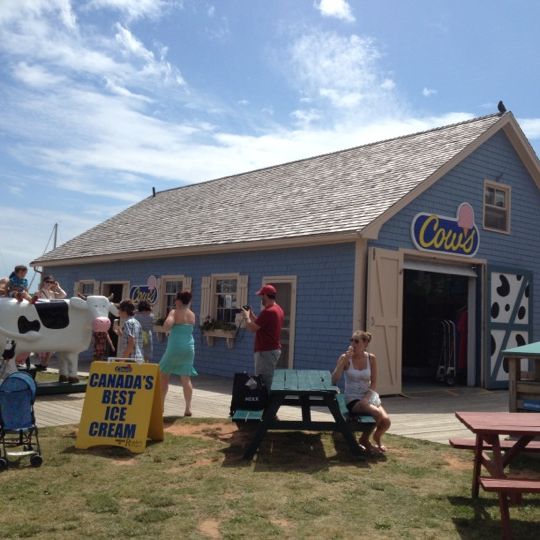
[315,0,355,22]
[289,31,398,115]
[0,0,77,30]
[381,78,396,90]
[104,77,153,102]
[86,0,178,21]
[422,87,437,97]
[0,205,102,282]
[320,88,362,108]
[115,23,154,62]
[13,62,67,87]
[291,108,322,126]
[519,118,540,139]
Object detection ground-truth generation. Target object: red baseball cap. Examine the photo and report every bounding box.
[256,284,277,296]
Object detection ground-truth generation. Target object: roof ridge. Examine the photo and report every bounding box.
[154,112,503,197]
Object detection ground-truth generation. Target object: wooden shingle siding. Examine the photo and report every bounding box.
[374,130,540,342]
[46,242,357,378]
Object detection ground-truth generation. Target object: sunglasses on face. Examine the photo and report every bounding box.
[45,281,54,284]
[350,337,367,344]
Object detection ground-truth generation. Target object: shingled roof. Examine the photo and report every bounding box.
[34,113,508,265]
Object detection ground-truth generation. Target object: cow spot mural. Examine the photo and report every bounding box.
[489,271,531,386]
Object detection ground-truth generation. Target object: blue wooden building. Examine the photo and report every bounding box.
[32,112,540,393]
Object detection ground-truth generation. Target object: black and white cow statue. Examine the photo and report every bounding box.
[0,296,117,383]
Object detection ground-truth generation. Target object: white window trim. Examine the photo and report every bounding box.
[483,179,511,234]
[158,274,192,319]
[200,273,248,326]
[262,275,297,369]
[100,281,130,302]
[200,273,248,348]
[74,279,100,296]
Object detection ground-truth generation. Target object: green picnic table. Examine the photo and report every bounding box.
[242,369,374,460]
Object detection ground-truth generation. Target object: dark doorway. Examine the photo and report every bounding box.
[402,270,469,384]
[102,283,124,303]
[100,282,125,356]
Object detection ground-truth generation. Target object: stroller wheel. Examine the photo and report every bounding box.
[0,457,8,471]
[30,454,43,467]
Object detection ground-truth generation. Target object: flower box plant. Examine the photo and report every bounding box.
[201,316,238,348]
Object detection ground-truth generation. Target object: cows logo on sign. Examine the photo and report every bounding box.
[411,202,480,257]
[129,275,158,305]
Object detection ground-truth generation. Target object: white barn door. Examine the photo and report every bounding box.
[366,247,403,395]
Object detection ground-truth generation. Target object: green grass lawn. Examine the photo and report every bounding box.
[0,419,539,539]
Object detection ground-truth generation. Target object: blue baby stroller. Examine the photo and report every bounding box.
[0,371,43,470]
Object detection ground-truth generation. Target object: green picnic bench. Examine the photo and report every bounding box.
[241,369,376,459]
[232,408,264,423]
[232,394,375,428]
[335,394,377,430]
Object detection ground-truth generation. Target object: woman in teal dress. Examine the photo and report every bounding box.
[159,291,197,416]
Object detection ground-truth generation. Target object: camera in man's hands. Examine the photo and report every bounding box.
[242,305,250,311]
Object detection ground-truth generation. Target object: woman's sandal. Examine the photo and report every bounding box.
[184,412,192,417]
[359,441,383,457]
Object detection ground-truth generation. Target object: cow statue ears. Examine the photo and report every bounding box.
[71,296,119,317]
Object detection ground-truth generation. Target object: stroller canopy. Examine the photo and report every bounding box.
[0,371,37,431]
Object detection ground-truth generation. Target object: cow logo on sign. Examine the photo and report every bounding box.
[411,203,480,257]
[129,275,158,305]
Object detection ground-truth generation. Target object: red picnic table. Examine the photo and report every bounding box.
[455,411,540,539]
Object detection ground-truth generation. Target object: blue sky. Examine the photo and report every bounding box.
[1,0,540,285]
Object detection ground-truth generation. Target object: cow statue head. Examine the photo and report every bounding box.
[70,295,117,332]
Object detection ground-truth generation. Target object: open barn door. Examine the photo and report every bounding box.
[366,247,403,395]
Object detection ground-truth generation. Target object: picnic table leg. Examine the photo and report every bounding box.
[242,396,283,460]
[502,435,534,467]
[300,395,311,423]
[325,395,366,458]
[498,491,512,540]
[472,434,483,497]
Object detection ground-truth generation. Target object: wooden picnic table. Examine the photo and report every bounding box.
[243,369,373,460]
[455,411,540,539]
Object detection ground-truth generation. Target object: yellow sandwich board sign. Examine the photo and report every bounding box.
[76,361,163,453]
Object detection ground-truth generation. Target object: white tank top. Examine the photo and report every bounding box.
[344,353,372,404]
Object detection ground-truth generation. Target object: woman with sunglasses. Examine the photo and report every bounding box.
[33,275,68,370]
[37,275,67,300]
[331,330,391,456]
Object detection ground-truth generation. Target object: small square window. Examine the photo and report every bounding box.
[484,181,510,233]
[214,278,238,323]
[157,275,192,319]
[76,280,98,296]
[164,279,183,314]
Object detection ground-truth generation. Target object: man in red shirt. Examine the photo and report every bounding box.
[242,284,285,388]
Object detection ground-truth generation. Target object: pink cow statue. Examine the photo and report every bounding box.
[0,296,118,383]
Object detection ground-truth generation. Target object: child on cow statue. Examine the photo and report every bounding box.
[7,265,38,303]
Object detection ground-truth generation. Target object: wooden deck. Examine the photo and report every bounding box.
[33,371,508,445]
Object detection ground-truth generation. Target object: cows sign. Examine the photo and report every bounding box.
[411,202,480,257]
[129,274,159,304]
[129,285,158,305]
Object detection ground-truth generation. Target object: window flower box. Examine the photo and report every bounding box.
[201,318,238,349]
[203,329,237,349]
